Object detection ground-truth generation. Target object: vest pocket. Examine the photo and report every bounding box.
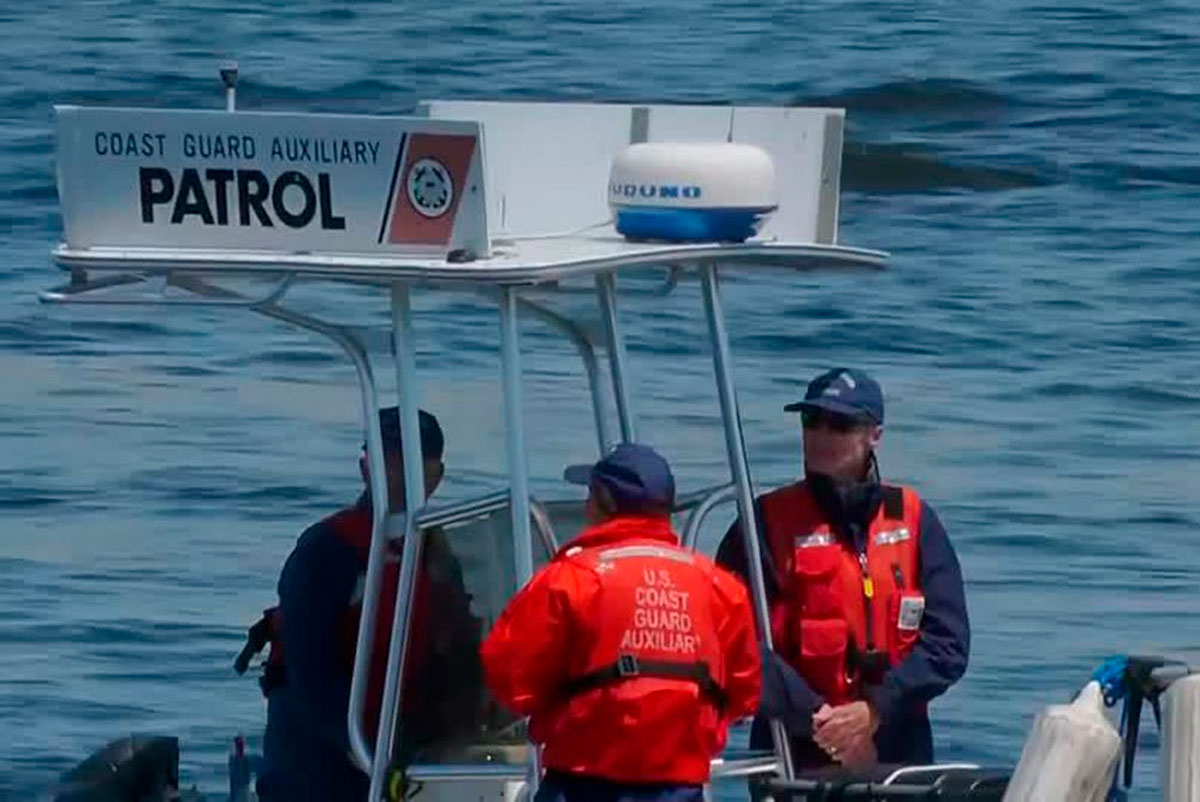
[792,544,842,619]
[796,617,849,701]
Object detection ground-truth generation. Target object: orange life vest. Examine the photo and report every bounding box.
[333,506,414,741]
[761,482,924,705]
[560,537,728,711]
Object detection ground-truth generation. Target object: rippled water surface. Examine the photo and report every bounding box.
[2,2,1199,799]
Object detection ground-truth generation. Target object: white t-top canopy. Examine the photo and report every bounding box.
[52,100,886,285]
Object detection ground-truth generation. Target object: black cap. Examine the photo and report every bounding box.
[371,406,444,459]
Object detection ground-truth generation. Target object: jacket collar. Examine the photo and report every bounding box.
[805,455,883,552]
[558,515,678,556]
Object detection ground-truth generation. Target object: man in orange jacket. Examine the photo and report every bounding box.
[482,443,761,802]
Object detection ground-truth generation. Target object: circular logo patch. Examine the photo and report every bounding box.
[406,158,453,218]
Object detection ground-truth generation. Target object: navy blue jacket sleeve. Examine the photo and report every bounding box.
[759,647,825,738]
[278,522,361,756]
[715,498,779,600]
[717,503,825,735]
[865,501,970,725]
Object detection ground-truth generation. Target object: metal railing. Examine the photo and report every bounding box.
[679,482,738,551]
[402,750,781,787]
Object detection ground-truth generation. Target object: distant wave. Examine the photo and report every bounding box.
[842,141,1052,193]
[796,79,1057,192]
[803,79,1014,116]
[4,74,1194,215]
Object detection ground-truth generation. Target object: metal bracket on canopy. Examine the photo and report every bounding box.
[56,263,612,465]
[38,270,293,308]
[38,265,396,776]
[535,264,683,298]
[328,291,615,457]
[516,296,611,455]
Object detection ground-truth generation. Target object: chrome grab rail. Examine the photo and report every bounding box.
[679,483,738,551]
[401,751,781,785]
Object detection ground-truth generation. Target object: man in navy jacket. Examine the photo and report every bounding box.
[717,368,969,770]
[255,408,482,801]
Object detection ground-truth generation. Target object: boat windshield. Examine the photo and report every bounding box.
[389,493,558,768]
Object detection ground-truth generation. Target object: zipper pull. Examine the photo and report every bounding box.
[859,553,874,599]
[892,563,904,590]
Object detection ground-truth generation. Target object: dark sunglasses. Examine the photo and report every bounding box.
[801,409,872,433]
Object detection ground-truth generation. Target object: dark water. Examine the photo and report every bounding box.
[3,2,1200,799]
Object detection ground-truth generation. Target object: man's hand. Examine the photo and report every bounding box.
[813,700,879,767]
[812,703,834,732]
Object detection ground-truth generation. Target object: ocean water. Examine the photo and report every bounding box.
[2,2,1199,799]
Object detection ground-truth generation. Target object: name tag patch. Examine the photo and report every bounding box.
[898,595,925,631]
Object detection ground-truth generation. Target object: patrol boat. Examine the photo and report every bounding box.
[37,67,1200,802]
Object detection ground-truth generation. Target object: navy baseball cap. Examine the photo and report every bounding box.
[372,406,445,459]
[783,368,884,424]
[564,443,676,515]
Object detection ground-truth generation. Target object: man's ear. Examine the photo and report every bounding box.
[868,425,884,451]
[425,459,445,496]
[592,481,617,519]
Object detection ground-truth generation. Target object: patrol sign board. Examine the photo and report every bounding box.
[54,106,489,260]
